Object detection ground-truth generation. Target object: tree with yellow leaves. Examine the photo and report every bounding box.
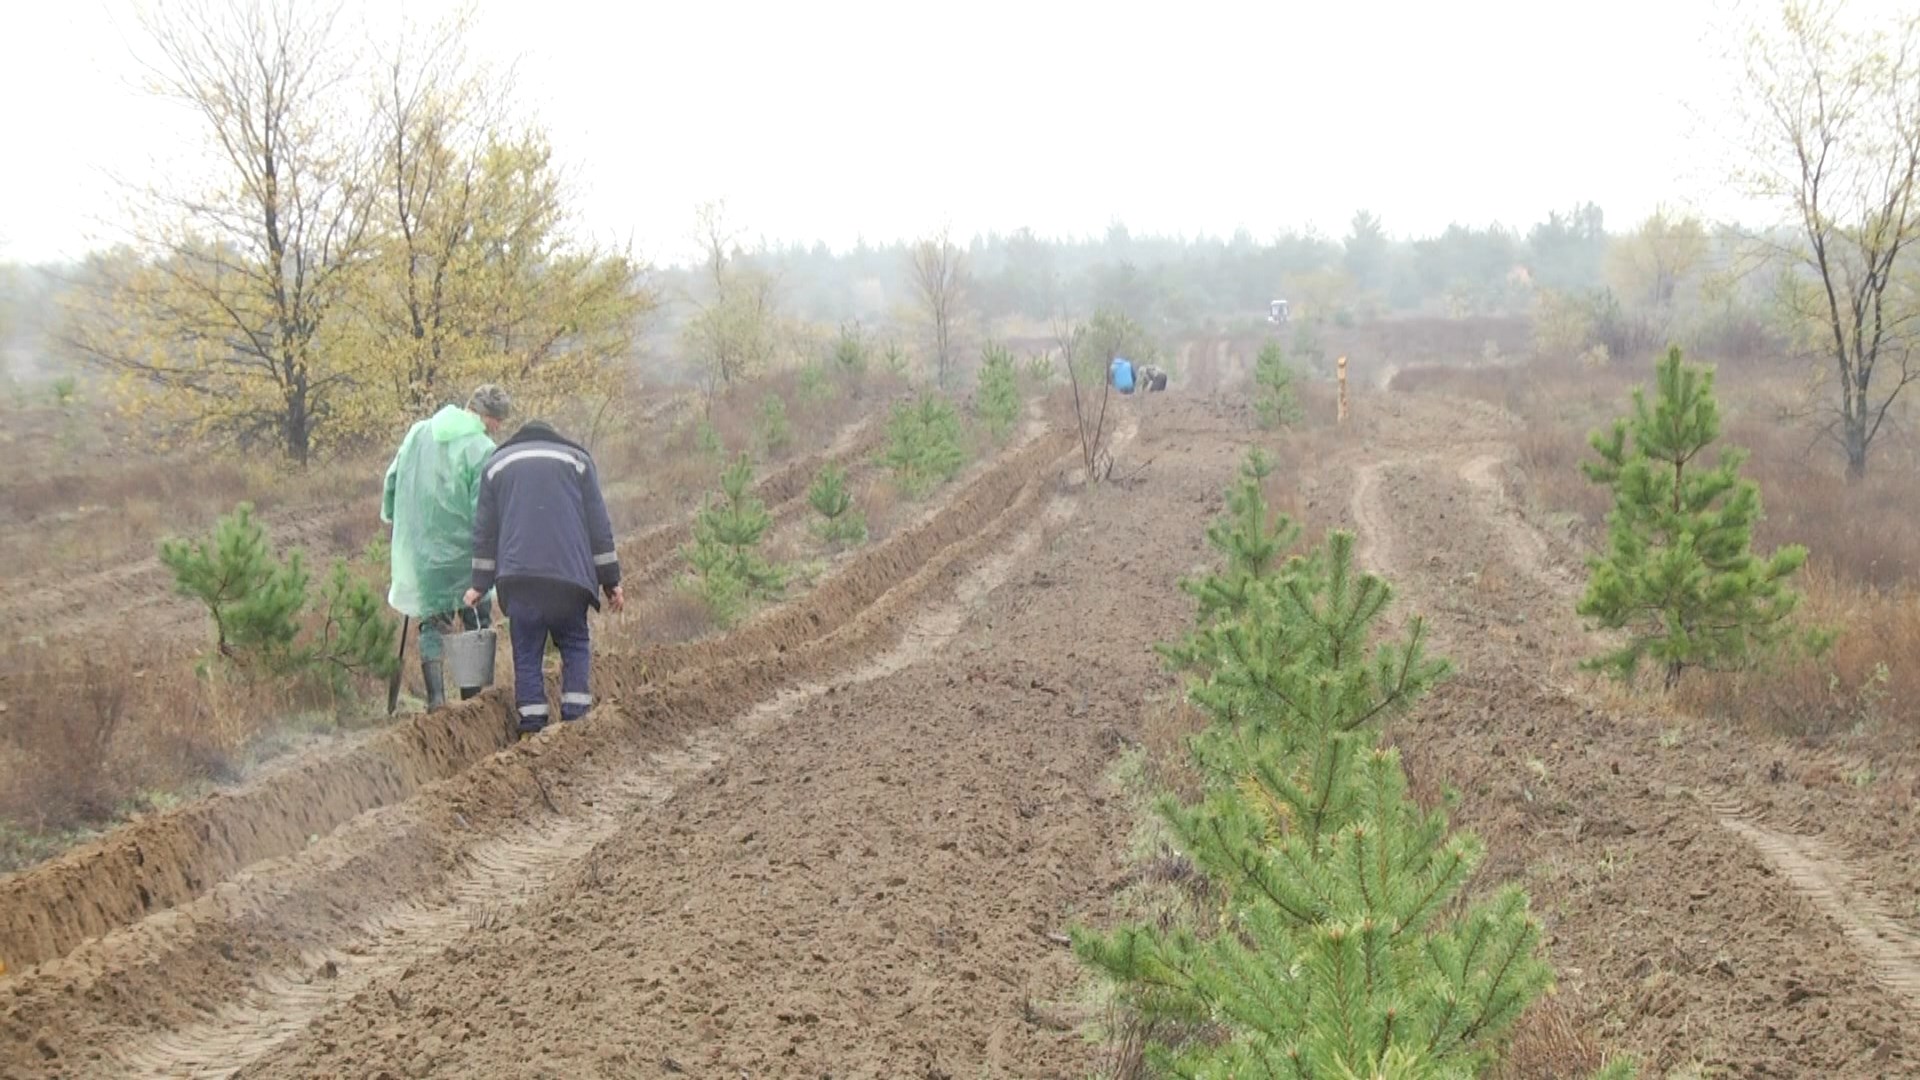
[64,1,653,463]
[65,0,377,464]
[352,15,653,430]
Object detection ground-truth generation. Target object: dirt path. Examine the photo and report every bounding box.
[1340,390,1920,1075]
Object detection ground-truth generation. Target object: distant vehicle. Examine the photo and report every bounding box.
[1268,299,1290,325]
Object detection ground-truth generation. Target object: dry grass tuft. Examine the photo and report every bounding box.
[647,590,719,646]
[861,475,903,542]
[1493,995,1614,1079]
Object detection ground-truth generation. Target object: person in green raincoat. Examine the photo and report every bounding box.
[382,384,513,708]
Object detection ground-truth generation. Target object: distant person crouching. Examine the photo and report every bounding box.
[464,419,624,736]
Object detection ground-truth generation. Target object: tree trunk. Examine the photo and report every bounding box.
[1844,411,1868,483]
[287,376,312,467]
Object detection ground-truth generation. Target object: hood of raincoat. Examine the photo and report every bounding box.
[431,404,487,443]
[383,405,498,617]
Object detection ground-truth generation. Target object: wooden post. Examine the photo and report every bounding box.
[1337,355,1349,426]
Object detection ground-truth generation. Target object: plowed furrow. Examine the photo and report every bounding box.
[0,427,1074,1080]
[0,412,889,973]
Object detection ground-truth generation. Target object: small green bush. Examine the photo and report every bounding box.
[831,322,869,378]
[798,362,834,404]
[758,393,792,457]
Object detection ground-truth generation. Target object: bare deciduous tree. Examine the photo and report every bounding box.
[681,200,779,412]
[909,230,968,389]
[1056,319,1109,484]
[1738,1,1920,480]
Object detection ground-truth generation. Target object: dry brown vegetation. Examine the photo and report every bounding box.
[1392,352,1920,743]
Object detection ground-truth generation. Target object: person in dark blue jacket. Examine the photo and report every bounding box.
[464,419,624,734]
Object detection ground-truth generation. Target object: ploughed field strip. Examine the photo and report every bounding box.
[0,413,1073,1078]
[164,399,1201,1080]
[0,410,889,976]
[6,386,1920,1078]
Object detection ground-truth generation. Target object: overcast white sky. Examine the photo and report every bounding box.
[0,0,1903,267]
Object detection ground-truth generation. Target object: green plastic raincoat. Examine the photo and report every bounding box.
[382,405,496,618]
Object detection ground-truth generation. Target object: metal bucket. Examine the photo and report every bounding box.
[443,626,497,689]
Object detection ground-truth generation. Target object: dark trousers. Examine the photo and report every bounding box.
[502,586,592,731]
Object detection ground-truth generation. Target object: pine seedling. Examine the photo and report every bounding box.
[161,504,398,698]
[1579,347,1824,687]
[798,362,834,405]
[308,559,401,693]
[758,393,792,457]
[808,463,867,547]
[976,342,1022,443]
[1255,342,1303,429]
[832,322,869,378]
[160,503,304,663]
[882,394,967,497]
[680,453,785,626]
[1074,463,1566,1077]
[1162,448,1307,677]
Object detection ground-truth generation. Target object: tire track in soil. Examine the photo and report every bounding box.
[110,495,1082,1080]
[1705,799,1920,1013]
[1456,452,1585,596]
[1445,440,1920,1021]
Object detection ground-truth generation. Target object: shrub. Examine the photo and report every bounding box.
[882,394,968,497]
[831,321,869,378]
[880,337,912,380]
[695,418,724,458]
[808,463,868,547]
[0,652,130,830]
[798,361,834,405]
[758,393,792,458]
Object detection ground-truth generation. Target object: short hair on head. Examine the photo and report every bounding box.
[467,384,512,420]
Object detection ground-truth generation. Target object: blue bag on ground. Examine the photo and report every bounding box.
[1110,357,1135,393]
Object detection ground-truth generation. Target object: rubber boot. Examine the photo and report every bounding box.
[422,659,447,711]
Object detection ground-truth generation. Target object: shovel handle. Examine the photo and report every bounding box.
[387,615,411,715]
